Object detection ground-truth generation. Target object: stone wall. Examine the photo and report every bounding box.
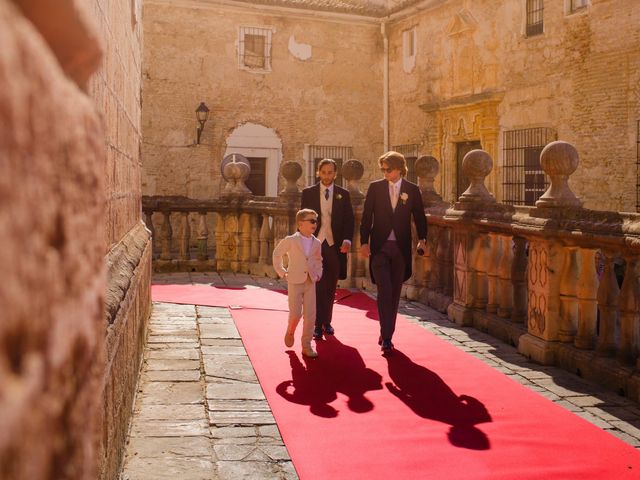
[142,0,384,200]
[387,0,640,211]
[85,0,150,479]
[0,0,150,479]
[0,1,105,478]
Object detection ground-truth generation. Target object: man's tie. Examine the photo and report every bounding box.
[390,183,398,210]
[324,188,330,201]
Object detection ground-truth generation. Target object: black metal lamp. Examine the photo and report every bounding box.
[195,102,210,144]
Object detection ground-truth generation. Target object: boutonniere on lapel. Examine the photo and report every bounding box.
[400,192,409,205]
[335,193,343,200]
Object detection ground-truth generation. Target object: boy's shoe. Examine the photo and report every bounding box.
[284,331,294,348]
[313,326,323,340]
[302,346,318,358]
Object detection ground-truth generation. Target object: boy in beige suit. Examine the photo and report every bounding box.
[273,209,323,358]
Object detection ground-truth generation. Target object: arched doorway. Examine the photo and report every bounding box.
[224,123,282,197]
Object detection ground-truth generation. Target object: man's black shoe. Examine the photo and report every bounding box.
[381,339,394,353]
[313,326,323,340]
[324,324,335,336]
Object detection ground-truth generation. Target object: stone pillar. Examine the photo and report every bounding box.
[518,238,564,364]
[238,212,251,273]
[160,211,173,261]
[448,149,496,326]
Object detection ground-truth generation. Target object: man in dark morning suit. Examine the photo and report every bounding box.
[360,151,427,353]
[301,158,355,340]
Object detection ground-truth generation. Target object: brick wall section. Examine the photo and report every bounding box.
[0,0,150,478]
[387,0,640,211]
[0,1,105,478]
[142,0,384,200]
[83,0,150,479]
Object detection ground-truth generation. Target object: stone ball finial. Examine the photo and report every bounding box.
[415,155,442,205]
[536,141,582,208]
[415,155,439,179]
[280,161,302,194]
[458,149,495,204]
[342,158,364,198]
[221,153,252,196]
[342,159,364,182]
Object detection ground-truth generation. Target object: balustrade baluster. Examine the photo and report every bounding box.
[511,237,528,323]
[197,212,208,261]
[250,213,260,264]
[575,249,598,350]
[239,213,251,273]
[179,212,190,261]
[618,258,640,365]
[596,252,620,357]
[558,247,579,343]
[258,214,270,265]
[472,233,490,310]
[497,235,513,318]
[160,211,173,261]
[486,233,501,313]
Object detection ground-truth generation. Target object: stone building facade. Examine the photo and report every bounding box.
[0,0,149,479]
[144,0,640,213]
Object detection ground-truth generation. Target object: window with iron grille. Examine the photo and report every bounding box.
[392,143,419,183]
[503,127,556,205]
[636,120,640,212]
[403,28,416,58]
[238,26,272,71]
[570,0,589,13]
[525,0,544,37]
[307,145,352,187]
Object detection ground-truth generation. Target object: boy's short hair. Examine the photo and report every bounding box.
[316,158,337,173]
[378,150,408,177]
[296,208,318,223]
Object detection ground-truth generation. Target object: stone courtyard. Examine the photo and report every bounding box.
[119,272,640,479]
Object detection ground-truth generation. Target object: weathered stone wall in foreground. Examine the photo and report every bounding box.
[0,0,150,479]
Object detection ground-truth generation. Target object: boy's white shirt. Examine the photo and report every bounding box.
[272,232,323,284]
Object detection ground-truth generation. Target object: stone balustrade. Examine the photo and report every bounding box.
[143,142,640,401]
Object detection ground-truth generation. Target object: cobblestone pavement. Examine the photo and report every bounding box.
[120,272,640,479]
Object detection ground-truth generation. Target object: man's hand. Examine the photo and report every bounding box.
[416,240,427,256]
[360,244,370,258]
[340,240,351,254]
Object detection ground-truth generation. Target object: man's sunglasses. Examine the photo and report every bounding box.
[380,167,394,173]
[303,219,318,224]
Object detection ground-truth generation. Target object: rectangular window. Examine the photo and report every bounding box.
[403,28,416,58]
[503,127,556,206]
[570,0,589,13]
[526,0,544,37]
[238,26,272,72]
[392,143,420,183]
[307,145,352,187]
[245,157,266,196]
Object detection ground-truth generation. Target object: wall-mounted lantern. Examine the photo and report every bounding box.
[195,102,210,144]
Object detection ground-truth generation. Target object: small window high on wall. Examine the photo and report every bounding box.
[402,27,417,73]
[503,127,556,206]
[238,26,273,72]
[525,0,544,37]
[569,0,589,13]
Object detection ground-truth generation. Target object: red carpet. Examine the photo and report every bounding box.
[153,284,640,479]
